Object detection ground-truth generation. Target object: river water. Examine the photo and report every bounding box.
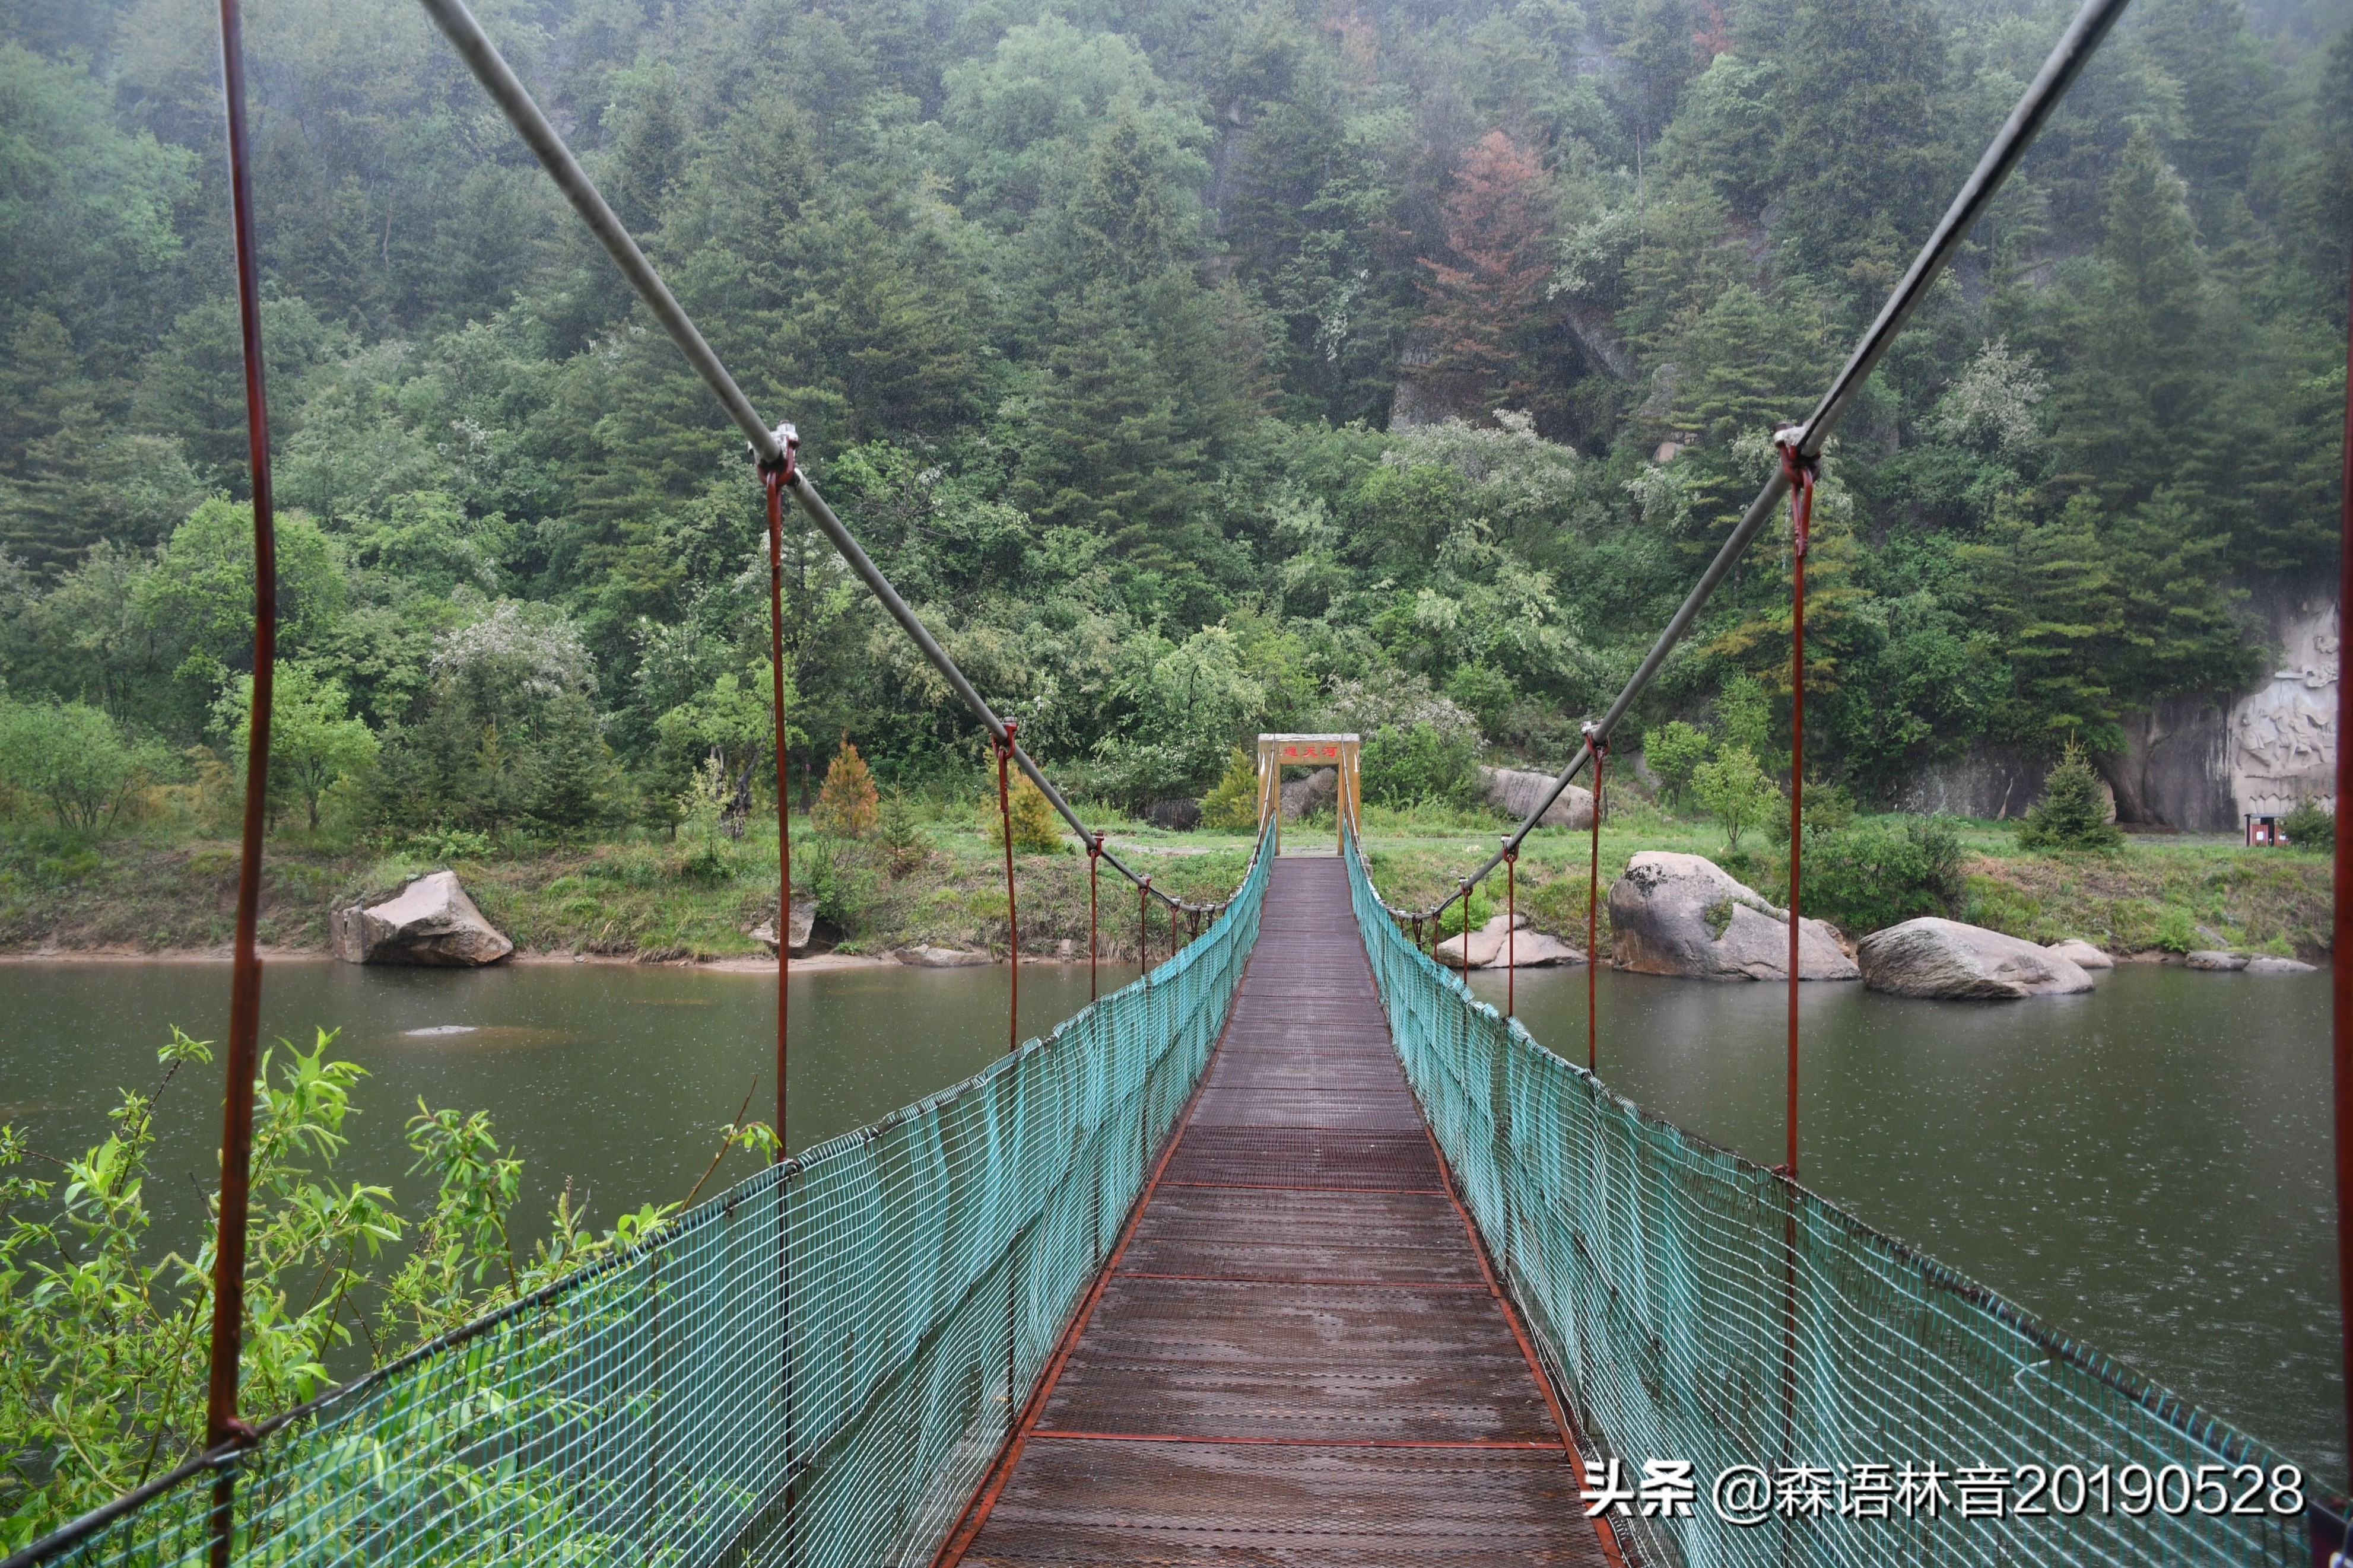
[1472,961,2337,1481]
[0,956,1133,1267]
[0,952,2333,1477]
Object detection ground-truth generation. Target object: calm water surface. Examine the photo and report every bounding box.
[0,956,1132,1261]
[0,953,2332,1478]
[1474,962,2337,1479]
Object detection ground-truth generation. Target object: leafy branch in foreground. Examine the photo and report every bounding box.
[0,1028,723,1550]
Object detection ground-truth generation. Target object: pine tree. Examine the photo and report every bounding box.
[2045,130,2210,509]
[878,790,931,876]
[2017,739,2124,850]
[2135,0,2273,203]
[1416,131,1558,408]
[1068,109,1180,287]
[812,739,880,839]
[1198,747,1260,831]
[1955,495,2123,749]
[609,76,687,238]
[988,772,1065,854]
[1769,0,1952,295]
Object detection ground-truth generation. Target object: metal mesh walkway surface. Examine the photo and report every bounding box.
[951,858,1614,1566]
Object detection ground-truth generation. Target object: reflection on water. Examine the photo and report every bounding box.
[1472,961,2336,1479]
[0,956,1132,1267]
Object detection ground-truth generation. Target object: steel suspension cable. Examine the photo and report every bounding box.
[1585,729,1605,1072]
[1503,842,1517,1017]
[206,4,278,1562]
[993,725,1021,1053]
[1087,835,1101,1001]
[1777,435,1818,1178]
[1372,0,2135,930]
[763,456,794,1156]
[413,0,1195,917]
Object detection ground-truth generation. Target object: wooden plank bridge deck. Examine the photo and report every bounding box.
[951,857,1615,1566]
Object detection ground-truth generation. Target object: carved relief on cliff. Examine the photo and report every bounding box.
[2228,599,2337,817]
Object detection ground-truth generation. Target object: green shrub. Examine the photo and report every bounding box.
[986,772,1066,854]
[1362,721,1481,808]
[2017,739,2123,851]
[1198,748,1260,831]
[1798,815,1966,935]
[0,698,170,831]
[1692,744,1780,847]
[2282,797,2335,855]
[797,834,877,931]
[2153,904,2198,953]
[403,827,497,863]
[1643,720,1709,810]
[1767,777,1857,843]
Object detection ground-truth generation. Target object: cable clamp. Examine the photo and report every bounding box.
[752,422,800,482]
[1773,426,1817,558]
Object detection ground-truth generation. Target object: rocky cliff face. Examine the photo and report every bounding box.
[2226,590,2337,820]
[1894,577,2335,832]
[2104,581,2336,831]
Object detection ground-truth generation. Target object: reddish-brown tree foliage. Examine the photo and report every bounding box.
[1416,131,1558,407]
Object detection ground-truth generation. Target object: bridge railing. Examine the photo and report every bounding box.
[1343,831,2304,1568]
[17,838,1272,1568]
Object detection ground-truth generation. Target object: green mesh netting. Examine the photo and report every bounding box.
[1342,831,2307,1567]
[18,844,1269,1568]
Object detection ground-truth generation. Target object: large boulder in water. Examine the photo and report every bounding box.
[1607,851,1857,982]
[1859,917,2093,999]
[331,870,513,966]
[1433,911,1586,969]
[1479,766,1593,829]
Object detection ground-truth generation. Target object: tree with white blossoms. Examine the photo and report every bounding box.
[1931,337,2047,460]
[372,599,618,834]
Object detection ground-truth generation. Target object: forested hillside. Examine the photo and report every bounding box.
[0,0,2346,834]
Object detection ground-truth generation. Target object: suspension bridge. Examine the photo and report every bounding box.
[12,0,2351,1562]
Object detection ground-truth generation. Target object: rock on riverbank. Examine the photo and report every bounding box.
[1433,911,1585,968]
[748,899,818,955]
[330,871,513,966]
[1608,852,1856,982]
[1478,767,1594,829]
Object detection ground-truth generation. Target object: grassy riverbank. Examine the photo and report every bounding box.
[2,803,2330,962]
[0,810,1253,959]
[1361,803,2334,960]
